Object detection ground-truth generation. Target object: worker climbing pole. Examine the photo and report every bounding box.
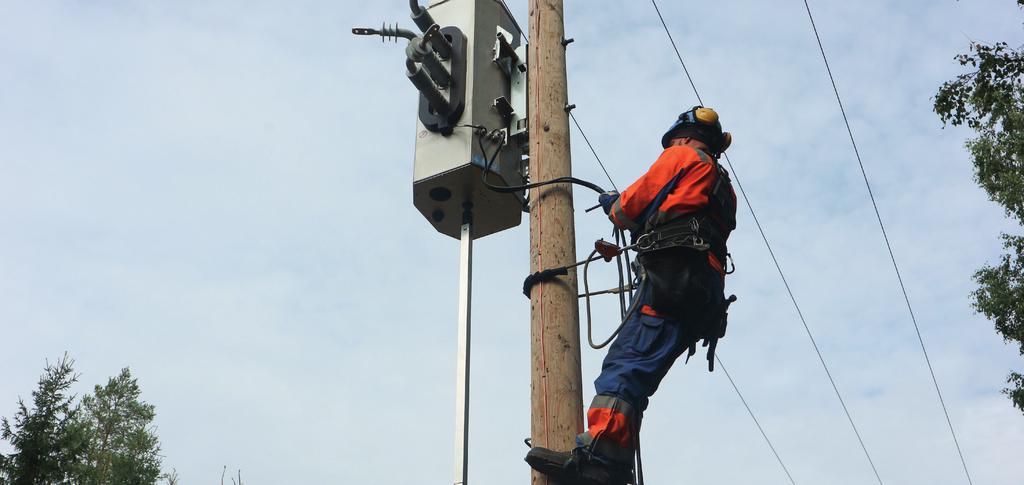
[524,106,738,485]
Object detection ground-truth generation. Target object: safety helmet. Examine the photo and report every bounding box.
[661,106,733,156]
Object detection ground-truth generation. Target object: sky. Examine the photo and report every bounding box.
[1,0,1023,484]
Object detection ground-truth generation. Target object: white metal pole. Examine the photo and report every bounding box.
[454,206,473,485]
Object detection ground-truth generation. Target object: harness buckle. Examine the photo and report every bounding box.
[689,236,710,251]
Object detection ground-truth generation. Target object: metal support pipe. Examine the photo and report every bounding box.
[453,204,473,485]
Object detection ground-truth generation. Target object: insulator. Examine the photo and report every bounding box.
[407,60,451,115]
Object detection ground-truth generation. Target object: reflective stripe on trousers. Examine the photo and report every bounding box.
[579,286,702,464]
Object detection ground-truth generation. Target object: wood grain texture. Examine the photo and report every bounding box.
[528,0,584,484]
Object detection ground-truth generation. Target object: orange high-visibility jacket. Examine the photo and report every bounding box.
[608,145,737,275]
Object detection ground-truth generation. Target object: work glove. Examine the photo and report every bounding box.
[598,191,619,215]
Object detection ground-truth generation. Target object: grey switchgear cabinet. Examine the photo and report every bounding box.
[412,0,528,240]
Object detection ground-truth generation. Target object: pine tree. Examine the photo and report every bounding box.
[0,354,88,484]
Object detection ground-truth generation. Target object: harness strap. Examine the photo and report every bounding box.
[637,215,728,264]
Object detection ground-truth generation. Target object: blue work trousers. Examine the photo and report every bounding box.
[593,283,710,414]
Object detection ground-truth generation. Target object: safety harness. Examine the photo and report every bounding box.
[632,153,738,372]
[635,156,737,265]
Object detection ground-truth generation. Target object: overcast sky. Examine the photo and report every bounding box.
[2,0,1023,483]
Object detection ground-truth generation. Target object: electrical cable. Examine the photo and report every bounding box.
[570,111,618,192]
[800,2,973,483]
[650,1,882,484]
[715,355,798,485]
[478,129,606,195]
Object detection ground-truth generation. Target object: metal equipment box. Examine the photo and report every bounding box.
[412,0,528,240]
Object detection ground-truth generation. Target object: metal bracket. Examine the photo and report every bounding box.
[493,26,528,146]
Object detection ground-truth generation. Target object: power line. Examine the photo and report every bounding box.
[569,111,618,192]
[649,1,886,484]
[800,2,973,483]
[716,355,797,485]
[650,0,703,106]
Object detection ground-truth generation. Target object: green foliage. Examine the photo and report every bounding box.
[1,360,165,485]
[74,369,162,485]
[973,235,1024,412]
[0,354,89,484]
[934,41,1024,222]
[935,25,1024,413]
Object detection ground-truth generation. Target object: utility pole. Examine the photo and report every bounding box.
[527,1,584,483]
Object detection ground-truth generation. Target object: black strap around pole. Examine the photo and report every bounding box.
[522,267,570,298]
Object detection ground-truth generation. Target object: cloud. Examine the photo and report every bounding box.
[1,0,1022,483]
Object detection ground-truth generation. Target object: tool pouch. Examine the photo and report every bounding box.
[639,246,738,371]
[638,247,723,326]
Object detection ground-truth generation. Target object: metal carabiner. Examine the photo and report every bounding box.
[636,233,656,251]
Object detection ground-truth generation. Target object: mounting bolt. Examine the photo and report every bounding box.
[564,104,576,113]
[561,37,575,47]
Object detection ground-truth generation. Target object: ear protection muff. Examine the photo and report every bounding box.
[720,132,732,153]
[694,107,719,125]
[663,106,732,155]
[677,106,720,127]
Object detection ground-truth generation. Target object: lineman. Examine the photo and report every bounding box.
[526,106,738,485]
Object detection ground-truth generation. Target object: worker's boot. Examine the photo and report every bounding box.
[525,446,633,485]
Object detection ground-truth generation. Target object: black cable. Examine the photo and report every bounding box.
[569,111,618,192]
[650,1,882,483]
[650,0,704,107]
[478,131,606,195]
[715,355,797,485]
[801,2,973,483]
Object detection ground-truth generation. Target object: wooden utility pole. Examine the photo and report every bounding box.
[527,1,584,483]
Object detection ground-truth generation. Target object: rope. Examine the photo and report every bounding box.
[800,3,972,482]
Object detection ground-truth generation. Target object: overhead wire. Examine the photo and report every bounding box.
[799,2,973,483]
[715,355,797,485]
[570,111,618,192]
[650,1,885,484]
